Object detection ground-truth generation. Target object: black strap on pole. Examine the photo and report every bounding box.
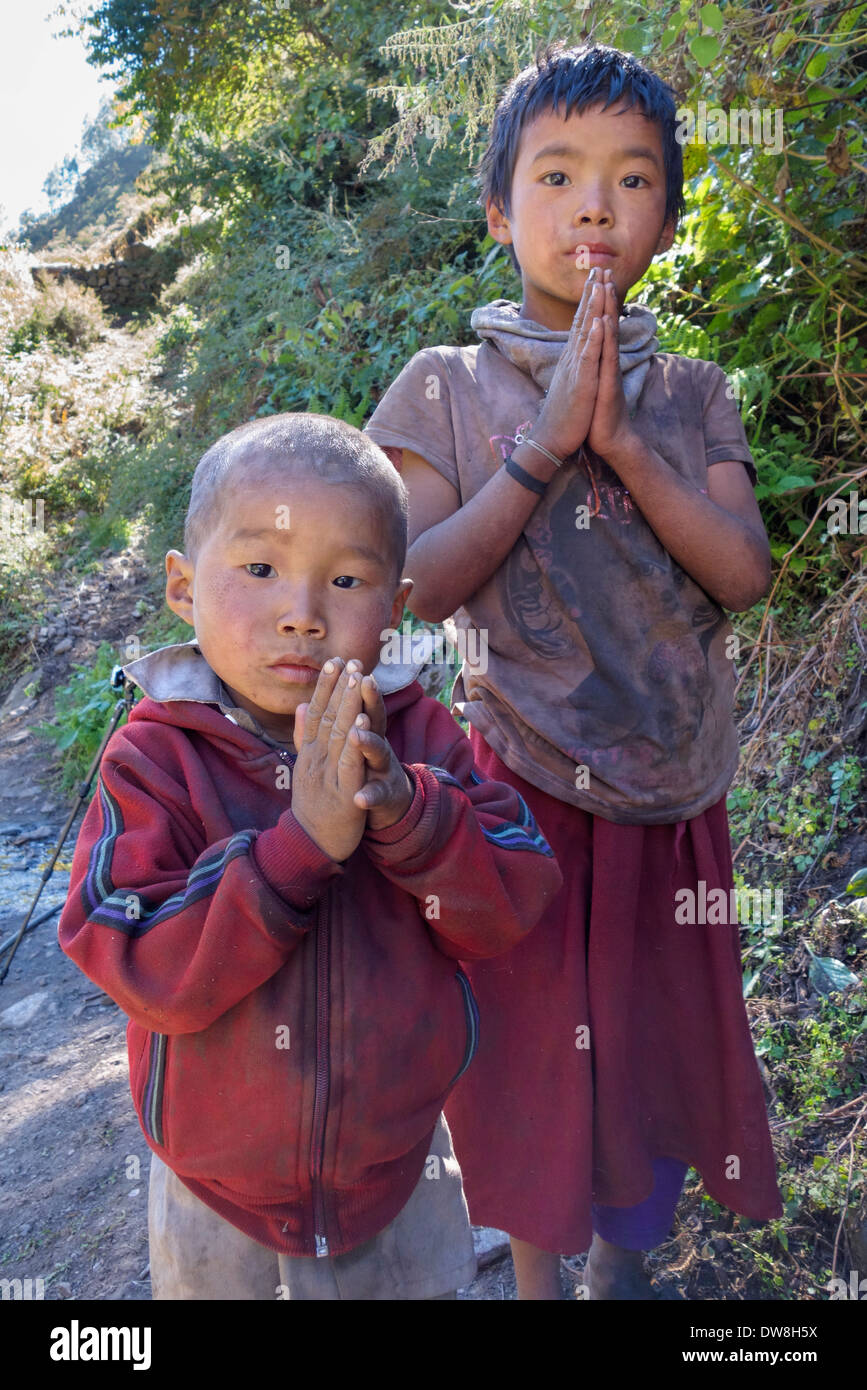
[0,667,138,985]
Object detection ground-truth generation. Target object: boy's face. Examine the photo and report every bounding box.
[487,102,676,330]
[165,460,410,745]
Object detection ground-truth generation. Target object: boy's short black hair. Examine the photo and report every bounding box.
[479,42,686,271]
[184,412,408,578]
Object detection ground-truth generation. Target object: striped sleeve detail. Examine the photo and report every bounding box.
[428,765,465,791]
[428,766,554,858]
[142,1032,167,1144]
[478,792,555,856]
[80,776,256,937]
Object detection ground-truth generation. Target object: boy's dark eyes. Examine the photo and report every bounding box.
[539,171,649,189]
[244,565,361,588]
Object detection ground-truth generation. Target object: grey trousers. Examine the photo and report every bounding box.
[148,1114,477,1300]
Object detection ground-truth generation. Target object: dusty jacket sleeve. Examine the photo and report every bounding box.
[362,700,562,960]
[58,724,341,1034]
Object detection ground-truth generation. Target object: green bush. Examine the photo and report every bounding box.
[9,279,106,354]
[38,643,127,793]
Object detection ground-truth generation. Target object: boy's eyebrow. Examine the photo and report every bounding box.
[228,526,388,565]
[229,527,284,541]
[530,142,661,169]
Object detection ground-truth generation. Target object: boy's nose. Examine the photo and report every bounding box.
[276,612,325,635]
[275,590,325,635]
[572,188,613,227]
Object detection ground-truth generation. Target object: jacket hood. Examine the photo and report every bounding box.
[121,639,427,753]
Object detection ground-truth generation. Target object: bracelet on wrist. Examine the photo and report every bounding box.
[504,454,548,496]
[514,432,565,469]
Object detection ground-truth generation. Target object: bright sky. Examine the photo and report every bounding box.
[0,1,113,233]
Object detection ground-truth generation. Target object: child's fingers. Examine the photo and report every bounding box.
[602,277,618,332]
[577,312,604,375]
[326,664,365,759]
[603,313,618,371]
[360,673,387,736]
[293,702,309,747]
[301,657,346,745]
[569,266,599,338]
[353,781,390,809]
[318,658,362,737]
[565,283,602,364]
[352,727,392,772]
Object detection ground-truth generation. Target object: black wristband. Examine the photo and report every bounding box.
[504,454,548,496]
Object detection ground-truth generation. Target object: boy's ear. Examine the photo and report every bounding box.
[165,550,196,627]
[486,197,513,247]
[656,215,676,256]
[390,578,413,629]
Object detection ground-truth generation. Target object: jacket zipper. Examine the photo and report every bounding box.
[274,743,330,1256]
[271,741,330,1256]
[309,895,331,1257]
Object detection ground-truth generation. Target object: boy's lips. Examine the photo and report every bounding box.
[572,242,617,260]
[268,657,322,682]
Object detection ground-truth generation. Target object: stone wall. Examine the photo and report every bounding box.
[31,230,182,313]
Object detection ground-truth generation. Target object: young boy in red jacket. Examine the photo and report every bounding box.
[58,411,561,1301]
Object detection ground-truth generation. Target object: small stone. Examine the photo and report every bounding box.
[55,1281,72,1298]
[472,1226,511,1268]
[0,992,51,1029]
[11,825,53,845]
[54,637,74,655]
[128,1187,140,1198]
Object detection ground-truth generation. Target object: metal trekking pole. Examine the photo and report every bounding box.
[0,667,138,984]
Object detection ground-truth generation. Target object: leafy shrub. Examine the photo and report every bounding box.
[8,279,106,354]
[37,643,126,793]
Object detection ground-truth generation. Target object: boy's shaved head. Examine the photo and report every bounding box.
[184,412,408,576]
[480,42,686,269]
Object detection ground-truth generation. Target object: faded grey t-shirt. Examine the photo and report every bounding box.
[365,336,757,825]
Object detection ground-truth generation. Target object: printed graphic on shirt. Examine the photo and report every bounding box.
[495,438,728,792]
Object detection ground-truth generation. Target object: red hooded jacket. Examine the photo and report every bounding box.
[58,642,561,1257]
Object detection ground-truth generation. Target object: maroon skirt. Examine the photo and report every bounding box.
[444,729,782,1254]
